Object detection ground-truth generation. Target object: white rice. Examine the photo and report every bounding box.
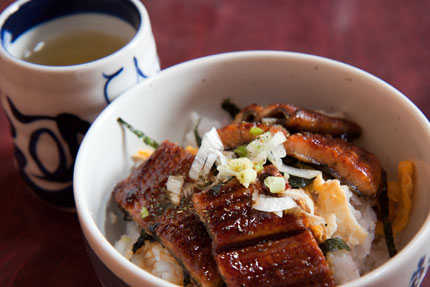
[326,190,381,284]
[362,235,391,274]
[114,221,184,286]
[327,250,361,283]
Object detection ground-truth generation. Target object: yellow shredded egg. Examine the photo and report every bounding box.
[377,160,414,235]
[310,224,326,243]
[185,145,198,155]
[132,149,154,161]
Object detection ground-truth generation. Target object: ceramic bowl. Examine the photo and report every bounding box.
[74,51,430,287]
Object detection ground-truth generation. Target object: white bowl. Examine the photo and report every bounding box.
[74,51,430,287]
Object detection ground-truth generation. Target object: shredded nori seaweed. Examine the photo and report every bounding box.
[194,118,202,147]
[148,223,159,235]
[123,212,132,221]
[319,237,351,255]
[117,117,159,149]
[132,229,156,253]
[221,98,241,119]
[378,177,398,257]
[183,270,192,286]
[282,155,299,166]
[288,175,315,188]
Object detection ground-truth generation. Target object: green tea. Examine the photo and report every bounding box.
[23,30,129,66]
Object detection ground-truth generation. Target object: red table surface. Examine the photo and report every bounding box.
[0,0,429,286]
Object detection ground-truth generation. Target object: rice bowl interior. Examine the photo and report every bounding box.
[74,51,430,287]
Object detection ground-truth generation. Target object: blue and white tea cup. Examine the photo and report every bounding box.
[0,0,160,209]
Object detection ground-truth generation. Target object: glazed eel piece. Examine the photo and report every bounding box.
[217,123,384,198]
[284,132,385,198]
[233,104,362,141]
[112,141,223,287]
[192,174,335,287]
[192,174,305,248]
[217,121,289,150]
[216,230,335,287]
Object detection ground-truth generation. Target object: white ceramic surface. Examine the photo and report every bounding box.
[74,51,430,287]
[0,0,160,208]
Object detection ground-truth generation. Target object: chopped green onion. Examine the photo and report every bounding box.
[254,161,264,172]
[234,145,248,158]
[264,176,286,193]
[250,126,263,136]
[140,206,149,219]
[319,237,351,255]
[238,169,257,188]
[226,157,253,172]
[221,98,241,119]
[117,117,159,149]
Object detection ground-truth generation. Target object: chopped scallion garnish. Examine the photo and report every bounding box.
[234,145,248,158]
[250,126,263,136]
[264,176,286,193]
[254,161,264,172]
[140,206,149,219]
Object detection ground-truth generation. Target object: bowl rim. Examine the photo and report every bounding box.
[74,50,430,286]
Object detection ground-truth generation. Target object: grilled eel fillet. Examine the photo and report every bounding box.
[113,141,223,287]
[284,132,385,198]
[193,176,335,287]
[233,103,361,141]
[216,231,334,287]
[218,123,384,198]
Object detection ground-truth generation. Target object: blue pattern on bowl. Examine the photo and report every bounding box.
[6,97,90,208]
[103,57,149,104]
[103,68,124,104]
[409,255,430,287]
[134,56,149,80]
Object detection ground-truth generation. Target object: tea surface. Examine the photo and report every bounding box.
[23,30,129,66]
